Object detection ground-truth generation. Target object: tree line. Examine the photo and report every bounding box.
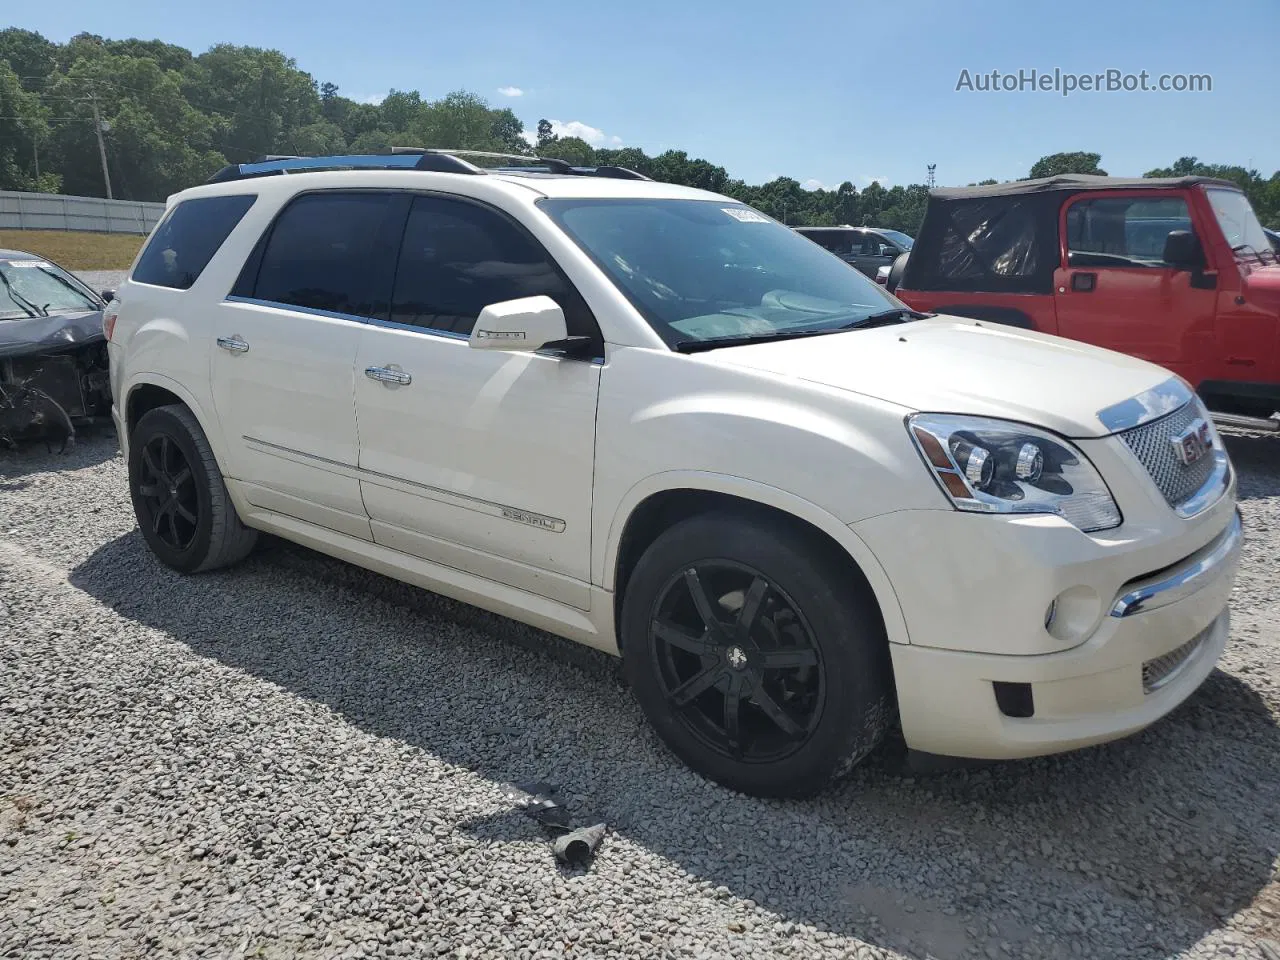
[2,29,1278,232]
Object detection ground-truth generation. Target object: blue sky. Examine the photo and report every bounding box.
[18,0,1280,190]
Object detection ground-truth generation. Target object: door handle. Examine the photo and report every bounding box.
[216,335,250,353]
[365,365,412,386]
[1070,272,1096,293]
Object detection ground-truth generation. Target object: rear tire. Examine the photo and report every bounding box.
[620,510,894,798]
[128,404,257,574]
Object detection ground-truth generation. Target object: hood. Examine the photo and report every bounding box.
[0,308,105,360]
[1241,262,1280,310]
[701,314,1173,438]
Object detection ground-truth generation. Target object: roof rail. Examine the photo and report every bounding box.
[204,148,653,184]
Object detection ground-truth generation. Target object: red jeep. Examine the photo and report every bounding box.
[889,174,1280,427]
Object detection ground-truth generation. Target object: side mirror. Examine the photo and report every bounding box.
[878,244,897,258]
[469,295,569,353]
[1162,230,1203,269]
[100,289,116,303]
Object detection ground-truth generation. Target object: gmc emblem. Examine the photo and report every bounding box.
[1171,418,1213,466]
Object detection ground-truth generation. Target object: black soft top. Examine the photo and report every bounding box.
[901,174,1242,296]
[931,174,1241,200]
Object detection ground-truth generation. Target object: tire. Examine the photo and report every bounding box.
[886,251,910,293]
[620,510,894,798]
[128,404,258,574]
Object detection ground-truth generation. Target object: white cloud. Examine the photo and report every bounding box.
[351,92,387,105]
[859,174,891,187]
[497,86,524,98]
[527,118,623,148]
[801,178,826,191]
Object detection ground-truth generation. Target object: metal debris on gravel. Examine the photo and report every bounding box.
[2,426,1279,960]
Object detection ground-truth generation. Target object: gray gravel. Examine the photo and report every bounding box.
[74,270,128,296]
[2,424,1279,960]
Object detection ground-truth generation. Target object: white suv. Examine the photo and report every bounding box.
[105,149,1243,797]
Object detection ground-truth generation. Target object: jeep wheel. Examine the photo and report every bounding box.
[128,404,257,574]
[621,510,894,798]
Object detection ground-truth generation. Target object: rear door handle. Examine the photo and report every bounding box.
[365,365,412,386]
[216,335,250,353]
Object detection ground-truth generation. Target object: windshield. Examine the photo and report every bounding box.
[538,198,901,347]
[879,229,914,250]
[1206,188,1274,261]
[0,258,99,320]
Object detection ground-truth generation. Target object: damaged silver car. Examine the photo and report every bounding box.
[0,249,113,451]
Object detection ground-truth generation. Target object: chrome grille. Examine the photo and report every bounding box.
[1142,630,1206,694]
[1118,401,1217,509]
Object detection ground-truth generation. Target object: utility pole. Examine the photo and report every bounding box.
[90,91,113,199]
[926,164,937,190]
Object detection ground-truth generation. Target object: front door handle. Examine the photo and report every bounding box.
[216,335,250,353]
[1070,272,1096,293]
[365,365,412,386]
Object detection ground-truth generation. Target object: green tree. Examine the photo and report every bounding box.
[0,61,59,192]
[536,119,557,150]
[1029,152,1107,178]
[0,28,58,82]
[540,136,594,166]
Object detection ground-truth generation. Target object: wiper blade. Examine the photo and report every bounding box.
[1232,243,1276,265]
[0,271,42,318]
[673,327,842,354]
[840,307,932,329]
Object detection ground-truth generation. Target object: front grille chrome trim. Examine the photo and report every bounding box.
[1110,510,1243,618]
[1096,377,1194,434]
[1118,399,1223,511]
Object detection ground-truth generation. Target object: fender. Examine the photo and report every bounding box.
[122,371,263,524]
[600,469,911,648]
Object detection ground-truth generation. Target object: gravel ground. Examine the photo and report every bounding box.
[1,425,1279,960]
[75,270,128,295]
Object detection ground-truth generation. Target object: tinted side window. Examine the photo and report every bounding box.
[1066,197,1193,266]
[251,192,397,316]
[131,194,256,290]
[391,196,596,338]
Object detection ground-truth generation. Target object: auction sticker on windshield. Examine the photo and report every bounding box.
[2,260,50,268]
[723,207,770,223]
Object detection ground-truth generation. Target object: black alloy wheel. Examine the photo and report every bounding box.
[135,433,200,552]
[649,561,825,763]
[621,510,894,798]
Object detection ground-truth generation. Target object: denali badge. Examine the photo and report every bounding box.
[1170,418,1213,466]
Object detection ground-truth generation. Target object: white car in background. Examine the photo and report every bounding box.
[104,149,1242,797]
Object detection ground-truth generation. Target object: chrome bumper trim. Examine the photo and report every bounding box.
[1110,510,1243,618]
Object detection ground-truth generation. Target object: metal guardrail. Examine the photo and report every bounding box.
[0,191,165,235]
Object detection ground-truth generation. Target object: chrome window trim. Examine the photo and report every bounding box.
[224,294,374,327]
[1096,377,1194,434]
[222,296,604,362]
[1110,509,1243,618]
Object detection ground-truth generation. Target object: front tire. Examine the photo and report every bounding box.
[128,404,257,574]
[621,510,894,798]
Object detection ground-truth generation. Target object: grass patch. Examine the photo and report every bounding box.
[0,230,144,271]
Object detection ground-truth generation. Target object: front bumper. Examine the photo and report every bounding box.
[855,500,1242,760]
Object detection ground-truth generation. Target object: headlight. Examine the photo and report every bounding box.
[907,414,1122,533]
